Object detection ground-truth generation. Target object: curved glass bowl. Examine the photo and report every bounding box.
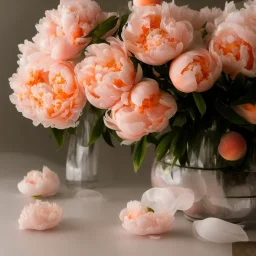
[152,159,256,223]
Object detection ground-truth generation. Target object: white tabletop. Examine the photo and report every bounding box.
[0,153,256,256]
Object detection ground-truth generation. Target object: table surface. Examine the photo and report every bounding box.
[1,153,256,256]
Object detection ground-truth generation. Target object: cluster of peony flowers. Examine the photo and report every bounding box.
[9,0,256,165]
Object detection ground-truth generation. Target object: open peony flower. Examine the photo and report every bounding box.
[75,38,142,109]
[119,187,194,236]
[120,201,174,236]
[133,0,163,7]
[234,104,256,124]
[104,79,177,142]
[9,41,86,129]
[33,0,106,60]
[19,200,63,230]
[122,2,194,65]
[169,49,222,93]
[209,23,256,77]
[18,166,60,197]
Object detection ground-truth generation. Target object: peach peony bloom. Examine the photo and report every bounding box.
[218,132,247,161]
[120,200,174,236]
[19,200,63,230]
[122,2,194,65]
[119,187,194,236]
[210,23,256,77]
[166,1,222,32]
[33,0,106,60]
[234,104,256,124]
[75,38,141,109]
[133,0,163,7]
[9,41,86,129]
[169,49,222,93]
[104,79,177,141]
[18,166,60,197]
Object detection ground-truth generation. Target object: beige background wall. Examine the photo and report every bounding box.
[1,0,241,183]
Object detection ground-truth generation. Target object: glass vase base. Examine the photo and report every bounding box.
[66,180,97,189]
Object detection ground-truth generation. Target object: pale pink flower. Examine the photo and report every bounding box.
[104,79,177,141]
[9,41,86,129]
[75,38,141,109]
[234,104,256,124]
[167,1,222,32]
[119,187,194,236]
[33,0,106,60]
[122,2,194,65]
[169,49,222,93]
[209,22,256,77]
[18,166,60,197]
[19,200,63,230]
[119,200,174,236]
[133,0,163,7]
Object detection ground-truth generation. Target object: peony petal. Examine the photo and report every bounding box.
[192,218,249,243]
[167,187,195,216]
[141,187,176,212]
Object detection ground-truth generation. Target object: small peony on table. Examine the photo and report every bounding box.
[0,153,256,256]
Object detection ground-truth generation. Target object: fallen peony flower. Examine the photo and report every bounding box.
[18,200,63,231]
[18,166,60,197]
[119,187,194,236]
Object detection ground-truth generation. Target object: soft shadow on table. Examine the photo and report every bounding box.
[161,229,192,240]
[51,218,86,233]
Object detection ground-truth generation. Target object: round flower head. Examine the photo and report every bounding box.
[122,2,194,65]
[9,41,86,129]
[169,49,222,93]
[18,166,60,197]
[75,38,142,109]
[33,0,106,60]
[19,200,63,231]
[104,79,177,142]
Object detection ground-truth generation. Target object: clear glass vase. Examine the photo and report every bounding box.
[151,128,256,223]
[66,104,99,189]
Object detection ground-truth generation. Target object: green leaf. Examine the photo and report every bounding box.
[67,127,77,135]
[170,129,181,154]
[193,93,206,116]
[147,207,155,213]
[173,114,187,127]
[130,144,136,155]
[118,13,130,38]
[32,195,41,199]
[50,128,65,149]
[215,101,249,125]
[102,128,115,148]
[147,133,158,146]
[202,22,207,29]
[88,113,105,146]
[133,136,147,172]
[172,130,188,166]
[188,108,196,121]
[87,16,119,39]
[157,132,173,161]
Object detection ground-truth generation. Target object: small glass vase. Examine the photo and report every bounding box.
[66,104,99,189]
[151,128,256,223]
